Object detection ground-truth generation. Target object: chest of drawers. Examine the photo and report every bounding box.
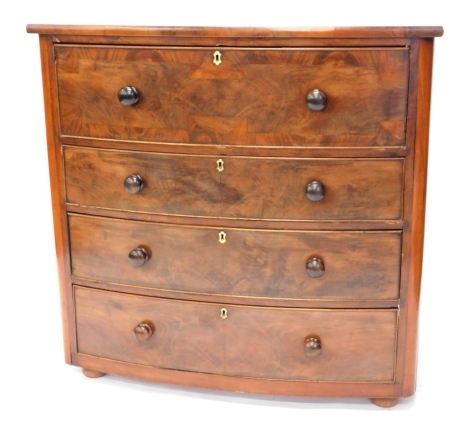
[27,25,443,407]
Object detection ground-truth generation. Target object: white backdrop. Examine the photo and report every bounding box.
[1,2,466,433]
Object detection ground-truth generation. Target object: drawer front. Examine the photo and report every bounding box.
[70,215,401,300]
[75,286,397,381]
[57,46,408,147]
[65,147,403,221]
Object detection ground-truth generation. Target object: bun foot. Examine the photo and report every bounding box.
[370,397,399,408]
[82,368,105,378]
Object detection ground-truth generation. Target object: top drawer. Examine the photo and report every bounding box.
[56,46,409,147]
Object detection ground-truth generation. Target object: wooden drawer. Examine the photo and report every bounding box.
[75,286,397,381]
[69,214,401,301]
[65,147,403,221]
[57,46,408,147]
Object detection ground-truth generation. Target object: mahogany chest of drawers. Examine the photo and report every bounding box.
[27,25,443,407]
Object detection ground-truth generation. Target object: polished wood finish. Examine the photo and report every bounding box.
[74,352,401,397]
[128,247,149,267]
[69,214,401,301]
[37,36,75,364]
[306,181,326,203]
[370,397,399,408]
[133,322,154,342]
[70,277,400,309]
[306,89,327,111]
[53,36,418,48]
[29,25,442,406]
[56,46,409,147]
[82,368,105,378]
[66,204,404,231]
[304,337,322,358]
[306,258,325,278]
[123,174,144,194]
[61,135,408,158]
[64,147,404,221]
[26,24,444,38]
[118,86,139,106]
[75,286,397,381]
[401,37,435,397]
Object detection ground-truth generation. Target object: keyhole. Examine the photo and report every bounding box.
[220,308,228,319]
[218,231,227,244]
[213,51,222,66]
[217,158,224,172]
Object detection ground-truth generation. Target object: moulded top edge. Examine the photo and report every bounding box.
[26,24,444,38]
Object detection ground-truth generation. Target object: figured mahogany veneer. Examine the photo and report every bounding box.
[75,286,397,381]
[69,214,401,301]
[27,24,443,408]
[64,147,404,221]
[56,46,409,147]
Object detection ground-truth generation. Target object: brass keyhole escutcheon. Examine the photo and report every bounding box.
[218,231,227,244]
[213,50,222,66]
[220,308,228,319]
[217,158,224,172]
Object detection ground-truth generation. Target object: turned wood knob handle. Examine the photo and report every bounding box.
[124,174,145,193]
[118,86,140,106]
[304,337,322,358]
[306,258,325,278]
[306,89,327,111]
[306,181,325,202]
[128,247,149,267]
[134,322,153,342]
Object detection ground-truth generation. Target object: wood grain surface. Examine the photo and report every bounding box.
[38,36,75,363]
[57,46,409,147]
[69,214,402,301]
[75,286,397,381]
[400,38,435,397]
[27,24,444,38]
[64,146,404,221]
[73,351,402,397]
